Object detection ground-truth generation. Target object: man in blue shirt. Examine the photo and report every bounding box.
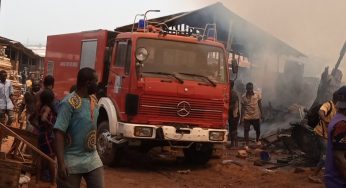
[54,68,103,188]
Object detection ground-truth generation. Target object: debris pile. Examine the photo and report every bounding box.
[224,116,323,176]
[234,41,346,172]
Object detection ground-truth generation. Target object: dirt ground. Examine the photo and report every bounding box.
[1,132,326,188]
[100,161,323,188]
[95,147,324,188]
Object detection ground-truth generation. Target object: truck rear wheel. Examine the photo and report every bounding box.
[97,121,123,166]
[183,143,213,165]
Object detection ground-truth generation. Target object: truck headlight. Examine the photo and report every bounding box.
[134,127,153,137]
[209,131,225,141]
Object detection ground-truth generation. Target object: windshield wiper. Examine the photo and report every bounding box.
[142,71,184,84]
[178,72,217,87]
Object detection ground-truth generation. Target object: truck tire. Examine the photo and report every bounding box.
[96,121,123,166]
[183,143,213,165]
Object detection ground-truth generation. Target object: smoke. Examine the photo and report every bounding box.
[192,0,346,77]
[233,50,319,110]
[200,0,346,135]
[220,0,346,61]
[172,2,322,109]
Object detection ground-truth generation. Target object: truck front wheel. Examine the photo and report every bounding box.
[97,121,123,166]
[183,143,213,165]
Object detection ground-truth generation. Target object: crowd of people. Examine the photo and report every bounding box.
[0,68,104,188]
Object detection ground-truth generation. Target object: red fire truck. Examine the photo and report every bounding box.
[44,16,235,165]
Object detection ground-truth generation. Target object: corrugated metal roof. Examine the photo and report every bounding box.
[116,2,305,57]
[0,36,42,58]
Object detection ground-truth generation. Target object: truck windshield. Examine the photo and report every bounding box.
[137,38,227,83]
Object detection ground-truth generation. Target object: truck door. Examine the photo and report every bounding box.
[108,40,132,116]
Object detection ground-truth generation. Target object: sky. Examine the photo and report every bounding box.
[0,0,345,71]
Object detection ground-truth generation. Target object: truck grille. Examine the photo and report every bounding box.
[139,95,224,121]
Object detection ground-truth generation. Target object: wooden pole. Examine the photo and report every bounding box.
[0,123,56,164]
[334,41,346,71]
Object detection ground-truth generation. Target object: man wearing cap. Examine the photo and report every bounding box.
[325,86,346,187]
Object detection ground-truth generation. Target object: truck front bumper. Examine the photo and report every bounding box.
[117,122,228,143]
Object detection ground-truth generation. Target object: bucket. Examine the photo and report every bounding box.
[260,151,271,161]
[0,159,22,188]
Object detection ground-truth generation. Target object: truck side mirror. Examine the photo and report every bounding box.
[231,59,238,74]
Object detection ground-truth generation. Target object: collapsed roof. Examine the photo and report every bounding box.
[116,2,305,58]
[0,36,41,59]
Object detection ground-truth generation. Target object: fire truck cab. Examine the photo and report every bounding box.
[45,18,231,165]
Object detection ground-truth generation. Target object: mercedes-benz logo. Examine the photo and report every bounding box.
[177,101,191,117]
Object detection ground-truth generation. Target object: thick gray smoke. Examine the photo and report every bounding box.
[187,2,322,110]
[235,54,319,108]
[193,2,323,134]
